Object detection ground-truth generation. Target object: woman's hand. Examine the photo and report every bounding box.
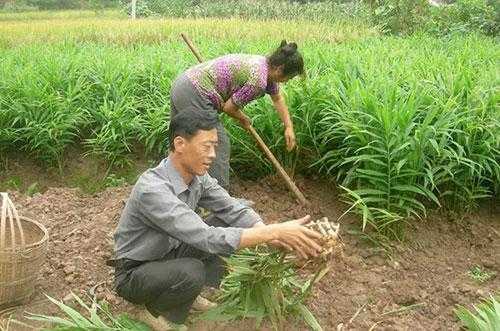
[284,126,296,151]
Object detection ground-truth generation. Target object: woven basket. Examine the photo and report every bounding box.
[0,192,49,308]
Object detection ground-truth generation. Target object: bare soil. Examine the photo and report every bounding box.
[0,174,499,331]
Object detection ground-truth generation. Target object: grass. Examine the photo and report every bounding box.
[128,0,370,24]
[0,151,146,194]
[0,9,123,21]
[199,247,323,331]
[309,35,499,239]
[25,293,151,331]
[0,14,375,48]
[0,10,498,240]
[455,294,500,331]
[468,265,497,283]
[67,172,133,194]
[2,176,23,191]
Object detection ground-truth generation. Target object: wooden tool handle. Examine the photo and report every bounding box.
[247,126,307,205]
[181,33,204,63]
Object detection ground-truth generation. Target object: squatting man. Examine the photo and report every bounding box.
[110,109,322,330]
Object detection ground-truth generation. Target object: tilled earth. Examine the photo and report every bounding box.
[1,176,499,331]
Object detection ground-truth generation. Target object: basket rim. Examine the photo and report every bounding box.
[1,216,49,250]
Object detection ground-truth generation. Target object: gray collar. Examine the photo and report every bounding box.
[161,157,200,196]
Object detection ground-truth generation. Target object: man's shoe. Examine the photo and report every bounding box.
[191,295,217,312]
[137,309,187,331]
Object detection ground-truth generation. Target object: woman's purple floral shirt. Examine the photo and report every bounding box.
[185,54,279,110]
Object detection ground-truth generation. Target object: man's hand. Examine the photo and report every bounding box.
[284,126,296,151]
[253,222,290,251]
[268,238,293,251]
[270,215,322,259]
[240,215,322,259]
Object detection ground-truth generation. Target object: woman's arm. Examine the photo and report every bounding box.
[271,92,296,151]
[222,98,251,129]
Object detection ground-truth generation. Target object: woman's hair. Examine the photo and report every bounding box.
[267,40,304,78]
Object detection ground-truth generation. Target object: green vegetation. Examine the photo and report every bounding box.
[0,10,498,240]
[369,0,498,36]
[0,4,498,330]
[2,0,497,36]
[26,293,151,330]
[199,248,323,331]
[455,294,500,331]
[123,0,368,25]
[468,266,497,283]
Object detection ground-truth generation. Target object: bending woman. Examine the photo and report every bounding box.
[170,40,304,189]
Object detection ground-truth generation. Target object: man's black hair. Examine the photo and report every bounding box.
[168,108,219,151]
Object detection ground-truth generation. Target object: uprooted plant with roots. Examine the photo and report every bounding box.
[199,217,343,331]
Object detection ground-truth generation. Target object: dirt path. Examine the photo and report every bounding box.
[1,176,499,330]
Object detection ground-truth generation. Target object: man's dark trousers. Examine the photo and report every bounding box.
[114,241,224,324]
